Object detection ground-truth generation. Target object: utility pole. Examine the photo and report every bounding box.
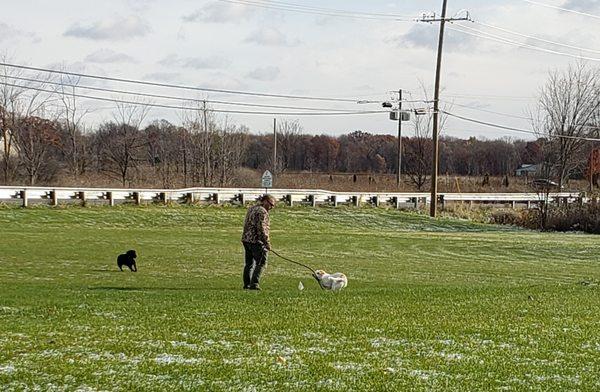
[273,118,277,176]
[202,100,209,187]
[397,89,403,186]
[419,3,470,217]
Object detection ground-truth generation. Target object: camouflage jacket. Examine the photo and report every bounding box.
[241,205,271,248]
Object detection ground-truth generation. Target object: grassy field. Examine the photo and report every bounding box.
[1,205,599,391]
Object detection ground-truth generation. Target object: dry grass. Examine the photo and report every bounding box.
[8,165,593,193]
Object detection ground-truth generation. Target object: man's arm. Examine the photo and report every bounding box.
[258,209,271,250]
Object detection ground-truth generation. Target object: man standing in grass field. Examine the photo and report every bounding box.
[241,194,276,290]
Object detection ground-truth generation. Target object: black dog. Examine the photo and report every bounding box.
[117,250,138,272]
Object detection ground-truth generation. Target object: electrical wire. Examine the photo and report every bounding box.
[0,81,389,116]
[449,23,600,62]
[229,0,413,18]
[445,93,535,101]
[519,0,600,20]
[2,74,373,113]
[439,99,532,120]
[2,75,426,111]
[473,20,600,55]
[0,62,363,103]
[216,0,412,21]
[442,109,600,142]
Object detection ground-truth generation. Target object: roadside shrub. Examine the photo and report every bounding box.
[512,205,600,233]
[545,205,600,233]
[489,209,522,226]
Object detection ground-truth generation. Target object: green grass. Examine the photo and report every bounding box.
[1,205,600,391]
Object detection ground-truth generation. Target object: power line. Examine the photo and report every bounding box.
[0,61,362,103]
[2,74,375,113]
[448,24,600,62]
[0,81,389,116]
[442,110,600,142]
[4,75,426,112]
[217,0,412,21]
[519,0,600,20]
[474,20,600,55]
[230,0,413,18]
[439,99,532,120]
[445,93,535,101]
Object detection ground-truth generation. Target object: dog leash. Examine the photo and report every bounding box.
[270,250,325,290]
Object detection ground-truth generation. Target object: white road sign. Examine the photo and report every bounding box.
[261,170,273,188]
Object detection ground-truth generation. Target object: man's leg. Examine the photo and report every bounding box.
[250,244,268,289]
[242,242,254,289]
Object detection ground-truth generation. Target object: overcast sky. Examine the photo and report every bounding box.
[1,0,599,140]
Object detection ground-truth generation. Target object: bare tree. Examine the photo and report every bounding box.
[56,73,91,180]
[533,62,600,188]
[144,119,183,188]
[277,119,302,172]
[405,84,449,190]
[12,114,60,185]
[181,100,219,186]
[0,57,55,183]
[97,101,150,186]
[214,120,249,186]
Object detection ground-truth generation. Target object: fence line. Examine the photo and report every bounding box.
[0,186,586,209]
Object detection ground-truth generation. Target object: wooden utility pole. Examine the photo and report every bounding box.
[273,118,277,176]
[429,0,448,217]
[397,89,403,186]
[202,100,210,186]
[421,2,470,217]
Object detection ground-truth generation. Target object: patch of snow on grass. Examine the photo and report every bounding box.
[0,364,16,374]
[155,353,203,365]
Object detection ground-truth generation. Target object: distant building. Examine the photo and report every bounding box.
[515,164,539,177]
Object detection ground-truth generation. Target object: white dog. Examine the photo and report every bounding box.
[314,270,348,292]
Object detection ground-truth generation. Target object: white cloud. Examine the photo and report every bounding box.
[182,2,255,23]
[246,66,280,81]
[64,16,151,41]
[390,24,474,52]
[84,49,137,64]
[159,54,231,69]
[198,72,245,90]
[244,27,300,47]
[562,0,600,12]
[143,72,182,82]
[0,22,39,43]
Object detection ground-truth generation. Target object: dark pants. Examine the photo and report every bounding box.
[243,242,268,288]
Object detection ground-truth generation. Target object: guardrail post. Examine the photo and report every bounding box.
[187,192,195,204]
[511,201,516,209]
[438,195,445,210]
[373,195,380,207]
[309,195,316,207]
[393,196,400,209]
[353,195,360,207]
[21,190,28,208]
[79,191,86,206]
[287,194,293,207]
[159,192,167,205]
[50,190,58,206]
[106,192,114,206]
[239,193,245,205]
[132,192,140,205]
[332,195,338,207]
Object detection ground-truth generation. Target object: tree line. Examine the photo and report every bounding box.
[1,61,599,189]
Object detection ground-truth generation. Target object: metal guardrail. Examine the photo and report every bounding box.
[0,186,585,209]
